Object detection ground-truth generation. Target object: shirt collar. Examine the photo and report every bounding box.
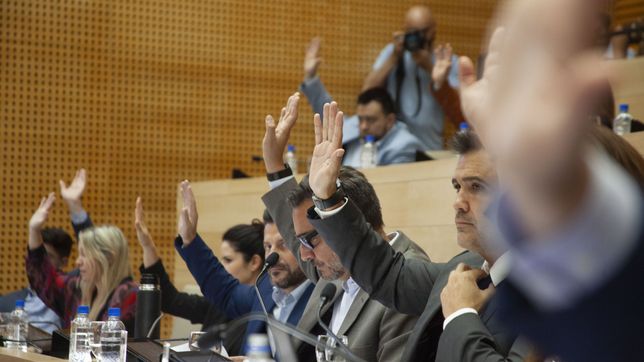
[342,278,361,297]
[272,279,312,308]
[387,231,399,246]
[481,252,511,286]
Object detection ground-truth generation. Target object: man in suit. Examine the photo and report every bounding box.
[304,101,528,361]
[300,39,424,167]
[261,94,426,361]
[174,180,314,357]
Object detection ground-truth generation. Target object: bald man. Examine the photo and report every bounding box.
[363,5,462,151]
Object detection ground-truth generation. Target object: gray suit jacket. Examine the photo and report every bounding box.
[309,198,529,361]
[262,178,426,361]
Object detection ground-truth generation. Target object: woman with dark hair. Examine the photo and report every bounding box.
[135,198,266,355]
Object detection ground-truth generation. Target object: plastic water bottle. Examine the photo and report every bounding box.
[613,104,633,136]
[6,300,28,350]
[459,121,469,133]
[243,334,275,362]
[360,135,377,169]
[99,308,127,362]
[285,144,298,174]
[69,305,91,362]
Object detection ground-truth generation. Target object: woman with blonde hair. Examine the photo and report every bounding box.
[26,192,138,332]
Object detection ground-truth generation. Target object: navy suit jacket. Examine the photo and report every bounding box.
[175,234,314,354]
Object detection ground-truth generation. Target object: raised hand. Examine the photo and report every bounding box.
[431,43,453,89]
[263,93,300,174]
[308,102,345,201]
[178,180,199,245]
[304,37,322,81]
[135,196,160,267]
[29,193,56,250]
[59,168,87,214]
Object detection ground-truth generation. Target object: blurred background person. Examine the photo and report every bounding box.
[135,197,265,355]
[26,193,138,333]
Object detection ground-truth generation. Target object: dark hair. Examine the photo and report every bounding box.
[357,87,396,116]
[262,209,273,224]
[41,227,73,258]
[287,166,384,230]
[222,220,265,263]
[590,125,644,188]
[449,129,482,155]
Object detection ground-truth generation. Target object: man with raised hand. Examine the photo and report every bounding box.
[174,180,314,357]
[261,95,425,361]
[303,100,528,360]
[457,0,643,361]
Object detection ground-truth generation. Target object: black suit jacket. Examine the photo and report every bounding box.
[310,199,528,361]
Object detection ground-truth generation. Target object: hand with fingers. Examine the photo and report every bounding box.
[59,168,87,215]
[263,92,300,174]
[29,193,56,250]
[135,196,160,267]
[440,263,495,318]
[308,102,345,201]
[432,43,453,89]
[178,180,199,245]
[304,37,322,81]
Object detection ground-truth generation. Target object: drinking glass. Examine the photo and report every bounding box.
[325,335,349,362]
[315,335,330,362]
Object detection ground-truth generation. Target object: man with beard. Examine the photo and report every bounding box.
[261,94,427,361]
[174,180,314,357]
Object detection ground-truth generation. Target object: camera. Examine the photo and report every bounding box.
[403,30,426,52]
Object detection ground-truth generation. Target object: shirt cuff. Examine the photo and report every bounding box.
[268,175,294,190]
[443,308,478,330]
[301,75,320,88]
[70,209,89,225]
[314,198,349,219]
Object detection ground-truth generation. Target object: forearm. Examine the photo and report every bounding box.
[431,82,464,128]
[142,245,161,268]
[362,55,397,90]
[28,226,44,250]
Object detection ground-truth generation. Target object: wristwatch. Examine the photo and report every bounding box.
[266,164,293,181]
[312,179,346,210]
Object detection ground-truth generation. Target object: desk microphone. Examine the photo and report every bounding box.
[254,252,279,316]
[316,283,360,362]
[197,312,366,362]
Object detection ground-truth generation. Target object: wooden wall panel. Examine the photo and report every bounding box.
[1,0,500,337]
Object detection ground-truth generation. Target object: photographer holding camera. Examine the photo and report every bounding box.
[362,5,463,151]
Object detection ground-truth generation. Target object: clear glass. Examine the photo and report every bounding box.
[325,334,348,362]
[88,321,105,360]
[189,331,222,354]
[315,335,330,362]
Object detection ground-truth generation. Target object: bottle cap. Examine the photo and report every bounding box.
[287,144,295,152]
[619,104,629,113]
[108,307,121,317]
[365,135,376,143]
[459,121,469,131]
[77,305,90,314]
[15,300,25,308]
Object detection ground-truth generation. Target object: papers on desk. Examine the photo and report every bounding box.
[171,342,229,357]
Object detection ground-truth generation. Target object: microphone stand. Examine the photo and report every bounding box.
[198,312,366,362]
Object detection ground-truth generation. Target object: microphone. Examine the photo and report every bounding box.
[316,283,360,362]
[197,312,366,362]
[254,252,279,316]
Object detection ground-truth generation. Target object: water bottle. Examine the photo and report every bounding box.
[613,104,633,136]
[243,334,275,362]
[6,300,28,350]
[69,305,91,362]
[459,121,469,133]
[134,273,161,339]
[285,144,298,174]
[360,135,377,169]
[99,308,127,362]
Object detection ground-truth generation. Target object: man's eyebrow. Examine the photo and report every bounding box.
[461,176,488,185]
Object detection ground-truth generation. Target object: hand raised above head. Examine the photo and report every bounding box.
[59,168,87,214]
[178,180,199,245]
[263,92,300,174]
[308,102,345,201]
[304,37,322,81]
[432,43,453,89]
[135,196,154,249]
[29,192,56,231]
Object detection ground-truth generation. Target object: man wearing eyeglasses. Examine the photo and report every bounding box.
[260,94,428,361]
[362,4,463,151]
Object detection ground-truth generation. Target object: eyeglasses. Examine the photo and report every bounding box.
[296,230,318,250]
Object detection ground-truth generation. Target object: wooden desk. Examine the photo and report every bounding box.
[0,347,66,362]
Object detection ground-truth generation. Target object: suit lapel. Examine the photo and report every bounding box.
[336,288,370,337]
